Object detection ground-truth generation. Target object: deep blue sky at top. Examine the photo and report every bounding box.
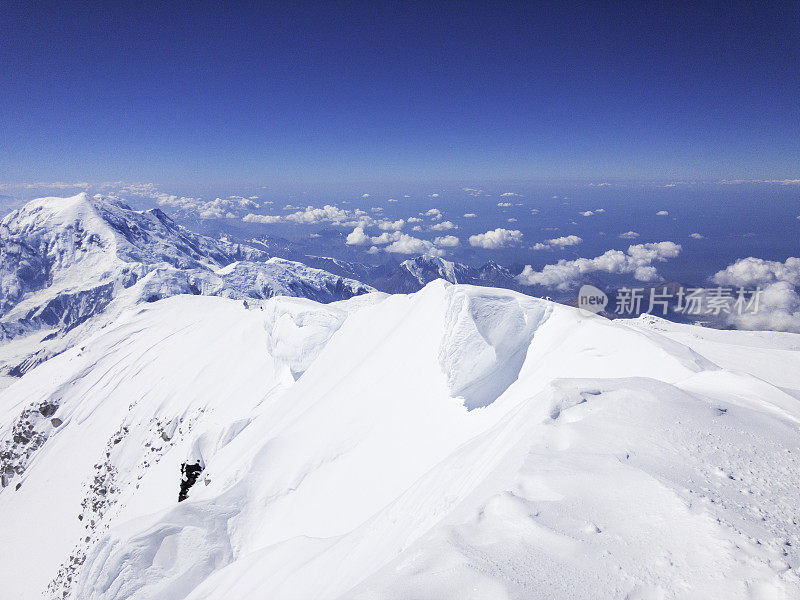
[1,1,798,186]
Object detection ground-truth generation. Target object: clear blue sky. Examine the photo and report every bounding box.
[1,1,798,185]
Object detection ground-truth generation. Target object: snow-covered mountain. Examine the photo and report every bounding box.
[0,194,374,378]
[305,254,521,294]
[1,281,799,599]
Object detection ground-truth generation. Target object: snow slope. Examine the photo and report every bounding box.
[0,282,798,599]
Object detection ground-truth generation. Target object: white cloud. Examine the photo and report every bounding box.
[361,193,371,198]
[500,192,521,197]
[718,179,800,185]
[579,211,595,217]
[618,231,639,239]
[430,220,458,231]
[0,181,91,191]
[242,203,406,231]
[434,235,460,247]
[690,233,705,239]
[369,231,401,245]
[508,218,518,222]
[243,213,282,224]
[160,195,260,219]
[712,257,800,288]
[407,216,422,223]
[377,219,405,231]
[429,193,440,198]
[469,228,523,249]
[532,235,583,250]
[387,198,398,202]
[423,208,443,220]
[285,205,350,224]
[711,257,800,332]
[346,227,371,245]
[463,188,484,197]
[463,213,477,218]
[497,202,513,207]
[517,241,682,290]
[656,210,669,216]
[385,233,443,256]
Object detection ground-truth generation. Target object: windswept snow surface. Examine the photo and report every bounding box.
[0,282,799,599]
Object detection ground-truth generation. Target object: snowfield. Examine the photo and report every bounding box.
[1,280,799,599]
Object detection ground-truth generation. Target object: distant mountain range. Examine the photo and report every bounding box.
[304,254,523,294]
[0,193,374,376]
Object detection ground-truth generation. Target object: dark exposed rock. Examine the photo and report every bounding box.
[178,462,203,502]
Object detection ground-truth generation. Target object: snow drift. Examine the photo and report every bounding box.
[1,280,799,599]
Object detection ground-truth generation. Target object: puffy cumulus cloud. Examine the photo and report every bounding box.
[690,233,705,239]
[385,233,444,256]
[430,220,458,231]
[712,257,800,288]
[104,183,260,221]
[160,195,260,219]
[723,281,800,333]
[285,204,351,225]
[361,193,371,198]
[469,228,523,249]
[508,218,518,223]
[243,213,282,224]
[711,257,800,333]
[497,202,513,207]
[433,235,460,247]
[532,235,583,250]
[463,187,484,197]
[500,192,521,197]
[369,231,401,245]
[345,227,371,246]
[422,208,442,220]
[407,216,422,223]
[242,204,407,231]
[387,198,398,202]
[619,231,640,239]
[656,210,669,216]
[463,213,477,218]
[579,210,595,217]
[377,219,405,231]
[517,241,682,290]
